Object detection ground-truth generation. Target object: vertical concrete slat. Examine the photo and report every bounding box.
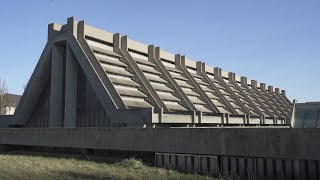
[177,155,185,171]
[238,158,246,179]
[293,160,300,180]
[164,154,170,168]
[49,44,64,127]
[285,160,293,180]
[209,156,219,175]
[156,154,162,167]
[222,157,230,176]
[64,44,78,127]
[230,157,238,176]
[247,158,255,178]
[257,158,265,178]
[266,159,274,180]
[200,156,209,174]
[299,160,306,180]
[186,156,193,172]
[194,156,200,173]
[170,155,176,169]
[276,160,285,179]
[308,160,317,180]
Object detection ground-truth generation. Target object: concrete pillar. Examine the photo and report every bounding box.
[275,88,281,96]
[276,160,285,179]
[164,154,170,168]
[285,160,293,180]
[169,155,176,169]
[194,156,200,173]
[298,160,306,180]
[241,77,247,86]
[307,160,316,180]
[177,155,185,171]
[281,90,287,97]
[222,157,229,175]
[260,83,266,92]
[200,156,209,174]
[209,156,219,175]
[293,160,300,180]
[257,158,264,177]
[268,86,274,94]
[67,17,78,38]
[64,44,78,128]
[156,154,163,167]
[230,157,238,176]
[238,158,246,179]
[49,44,65,127]
[48,23,62,41]
[266,159,274,180]
[247,158,255,178]
[186,156,193,172]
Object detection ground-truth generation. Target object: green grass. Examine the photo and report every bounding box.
[0,153,219,180]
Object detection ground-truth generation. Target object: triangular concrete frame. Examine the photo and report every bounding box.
[12,18,155,127]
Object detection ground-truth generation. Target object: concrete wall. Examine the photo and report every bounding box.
[0,116,14,128]
[0,128,319,161]
[294,102,320,128]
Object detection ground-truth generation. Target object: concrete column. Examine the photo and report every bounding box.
[285,160,293,180]
[266,159,274,180]
[177,155,185,171]
[164,154,170,168]
[64,44,78,127]
[50,44,65,127]
[156,154,163,167]
[200,156,208,174]
[169,155,176,169]
[209,156,219,175]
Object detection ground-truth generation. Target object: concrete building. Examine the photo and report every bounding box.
[11,17,293,128]
[293,102,320,128]
[0,93,21,115]
[2,18,318,179]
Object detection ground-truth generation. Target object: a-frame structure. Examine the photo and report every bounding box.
[11,17,294,128]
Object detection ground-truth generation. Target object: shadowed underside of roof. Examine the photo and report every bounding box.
[11,17,294,128]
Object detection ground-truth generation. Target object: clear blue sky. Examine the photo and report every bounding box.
[0,0,319,102]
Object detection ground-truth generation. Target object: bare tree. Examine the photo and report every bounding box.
[0,78,8,115]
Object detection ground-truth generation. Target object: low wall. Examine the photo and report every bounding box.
[0,128,319,161]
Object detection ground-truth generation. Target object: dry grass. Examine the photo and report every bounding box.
[0,153,219,180]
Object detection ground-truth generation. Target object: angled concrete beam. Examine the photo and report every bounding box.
[148,46,192,111]
[228,73,266,117]
[12,42,53,126]
[49,44,65,127]
[259,83,288,118]
[77,21,126,110]
[200,64,237,114]
[247,79,283,118]
[215,69,253,116]
[248,79,280,118]
[268,86,291,115]
[214,67,244,115]
[118,35,169,112]
[154,47,195,111]
[178,57,218,113]
[67,17,78,38]
[64,44,78,127]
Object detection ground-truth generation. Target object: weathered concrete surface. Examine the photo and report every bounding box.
[0,116,13,128]
[0,128,319,160]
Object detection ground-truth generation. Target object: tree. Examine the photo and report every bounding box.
[0,78,8,115]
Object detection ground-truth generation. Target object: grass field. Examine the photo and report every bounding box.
[0,153,219,180]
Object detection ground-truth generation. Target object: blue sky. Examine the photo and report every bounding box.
[0,0,319,102]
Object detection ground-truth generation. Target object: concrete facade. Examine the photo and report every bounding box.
[10,17,293,128]
[294,102,320,128]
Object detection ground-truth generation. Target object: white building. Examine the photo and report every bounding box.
[1,93,21,115]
